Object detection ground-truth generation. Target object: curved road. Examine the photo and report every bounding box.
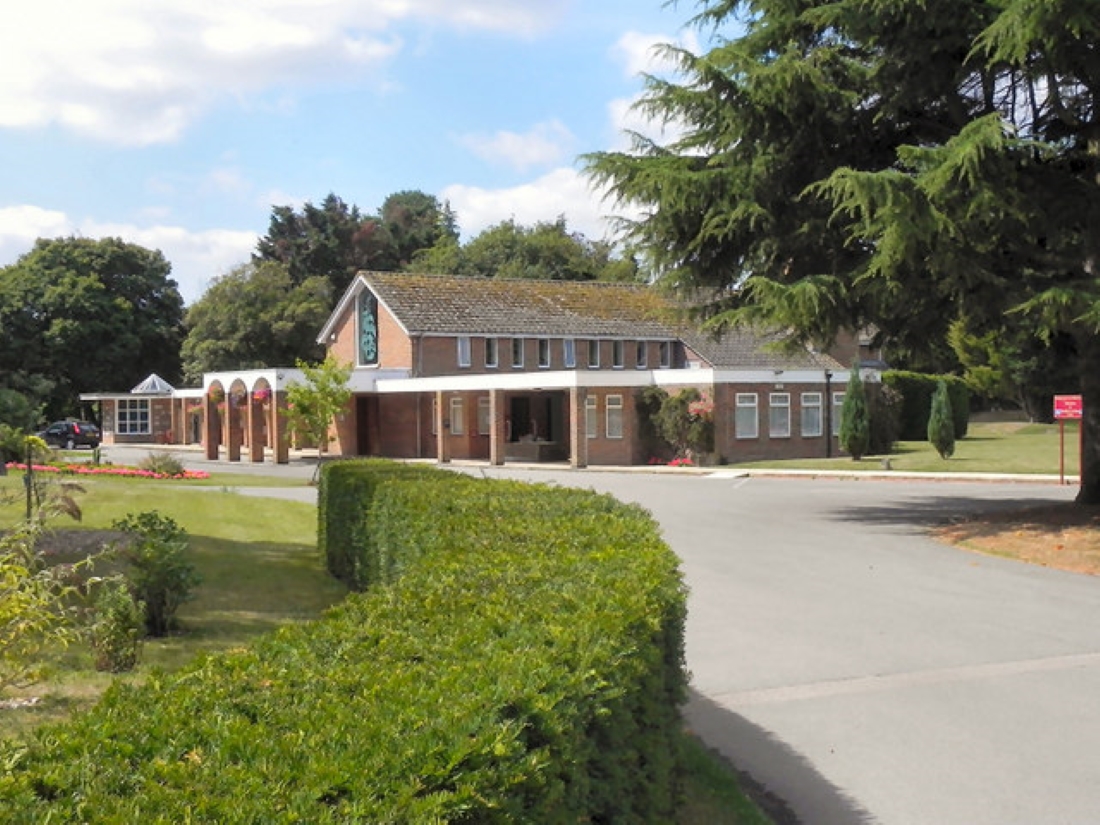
[108,447,1100,823]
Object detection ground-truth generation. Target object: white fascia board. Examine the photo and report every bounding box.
[347,368,410,392]
[204,368,306,393]
[316,274,368,344]
[712,368,841,384]
[373,368,715,394]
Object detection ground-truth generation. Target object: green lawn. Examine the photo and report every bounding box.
[737,420,1080,476]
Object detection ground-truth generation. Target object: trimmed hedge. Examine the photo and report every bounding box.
[883,371,970,441]
[1,462,688,823]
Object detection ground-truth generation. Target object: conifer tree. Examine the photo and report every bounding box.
[839,368,870,461]
[585,0,1100,501]
[928,380,956,460]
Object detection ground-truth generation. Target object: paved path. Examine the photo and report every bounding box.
[104,446,1100,823]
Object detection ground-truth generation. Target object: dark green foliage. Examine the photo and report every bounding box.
[1,463,687,823]
[411,216,641,282]
[89,578,144,673]
[653,387,715,460]
[928,381,956,459]
[180,261,329,383]
[839,369,870,460]
[884,372,970,441]
[111,511,200,637]
[0,237,183,419]
[0,389,39,433]
[868,383,903,456]
[636,386,674,462]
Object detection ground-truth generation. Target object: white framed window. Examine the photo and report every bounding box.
[117,399,151,435]
[538,338,551,368]
[485,338,498,368]
[477,397,491,435]
[587,340,600,369]
[612,340,624,369]
[801,392,823,437]
[563,338,576,368]
[659,341,672,368]
[832,392,845,436]
[457,336,471,368]
[585,395,598,439]
[449,396,465,435]
[636,341,648,369]
[606,394,624,439]
[769,393,791,438]
[735,393,758,439]
[511,338,524,368]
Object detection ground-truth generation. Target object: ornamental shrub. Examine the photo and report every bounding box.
[89,578,144,673]
[883,371,970,440]
[111,511,200,637]
[137,451,186,478]
[928,380,956,459]
[839,367,871,459]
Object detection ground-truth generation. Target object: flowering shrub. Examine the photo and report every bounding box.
[667,457,696,467]
[5,462,209,480]
[207,386,224,403]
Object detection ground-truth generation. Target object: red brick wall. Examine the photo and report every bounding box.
[712,382,839,463]
[327,294,414,370]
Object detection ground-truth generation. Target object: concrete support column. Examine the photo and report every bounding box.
[489,389,506,466]
[569,386,588,469]
[435,391,449,463]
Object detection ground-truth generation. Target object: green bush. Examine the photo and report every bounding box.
[884,371,970,440]
[927,380,956,459]
[89,578,144,673]
[111,511,200,637]
[839,368,871,459]
[2,463,688,823]
[137,451,186,477]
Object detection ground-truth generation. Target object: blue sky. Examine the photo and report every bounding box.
[0,1,703,305]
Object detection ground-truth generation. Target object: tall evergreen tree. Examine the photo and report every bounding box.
[928,380,956,459]
[839,367,870,460]
[585,0,1100,501]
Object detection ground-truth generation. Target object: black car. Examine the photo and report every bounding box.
[37,420,102,450]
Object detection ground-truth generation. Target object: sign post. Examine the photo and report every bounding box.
[1053,395,1083,485]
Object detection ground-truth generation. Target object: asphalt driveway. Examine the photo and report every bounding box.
[464,469,1099,825]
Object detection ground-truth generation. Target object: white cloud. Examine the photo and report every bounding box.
[0,1,567,145]
[442,167,641,242]
[0,205,256,306]
[456,120,574,172]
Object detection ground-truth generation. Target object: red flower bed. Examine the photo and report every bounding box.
[4,463,210,480]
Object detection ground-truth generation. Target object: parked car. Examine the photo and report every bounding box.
[37,420,102,450]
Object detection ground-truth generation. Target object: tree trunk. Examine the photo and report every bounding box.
[1075,332,1100,504]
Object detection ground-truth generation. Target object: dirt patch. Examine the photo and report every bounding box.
[35,529,127,561]
[933,503,1100,576]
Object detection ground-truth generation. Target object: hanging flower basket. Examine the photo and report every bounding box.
[253,387,273,406]
[207,386,225,403]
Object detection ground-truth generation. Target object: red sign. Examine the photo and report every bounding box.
[1054,395,1083,420]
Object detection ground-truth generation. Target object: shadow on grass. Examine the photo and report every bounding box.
[684,689,874,825]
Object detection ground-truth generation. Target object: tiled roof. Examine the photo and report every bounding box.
[681,329,843,370]
[359,271,844,371]
[364,272,682,339]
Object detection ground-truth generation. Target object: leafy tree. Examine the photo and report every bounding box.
[381,191,457,267]
[585,1,1100,502]
[928,380,956,459]
[180,260,329,382]
[412,217,639,282]
[0,237,184,420]
[286,355,353,462]
[255,193,398,297]
[839,368,870,460]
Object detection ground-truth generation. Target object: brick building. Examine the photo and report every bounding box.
[315,272,858,467]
